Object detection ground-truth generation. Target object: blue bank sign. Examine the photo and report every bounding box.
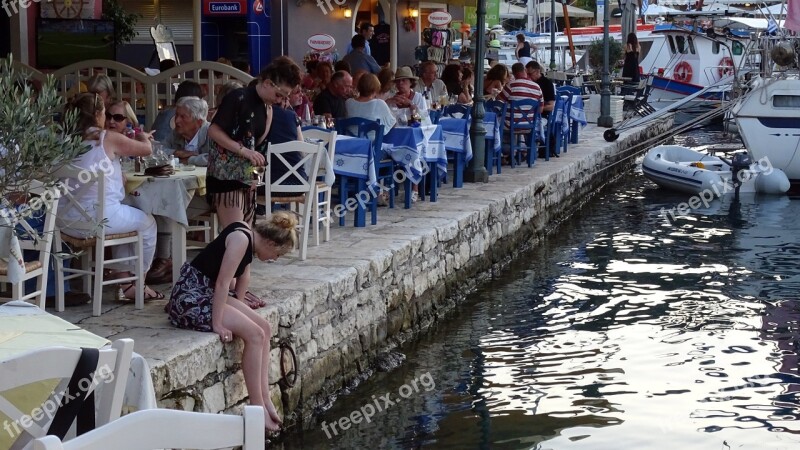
[204,0,247,16]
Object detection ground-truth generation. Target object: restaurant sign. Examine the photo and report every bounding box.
[428,11,452,26]
[203,0,247,15]
[307,34,335,52]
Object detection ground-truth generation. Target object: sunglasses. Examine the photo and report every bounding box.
[105,113,127,122]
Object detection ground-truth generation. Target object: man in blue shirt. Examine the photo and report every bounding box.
[342,35,381,74]
[345,22,374,55]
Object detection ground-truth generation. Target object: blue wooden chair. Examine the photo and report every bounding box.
[541,97,565,161]
[507,99,541,168]
[429,109,443,125]
[441,104,471,121]
[557,85,581,145]
[484,100,506,175]
[334,117,386,227]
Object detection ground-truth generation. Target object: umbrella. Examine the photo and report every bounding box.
[621,0,638,44]
[640,4,682,16]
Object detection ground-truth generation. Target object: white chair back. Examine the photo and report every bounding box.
[54,163,108,237]
[0,339,133,449]
[302,128,337,180]
[264,140,325,260]
[32,405,265,450]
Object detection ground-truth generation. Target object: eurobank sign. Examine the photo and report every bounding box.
[204,0,247,16]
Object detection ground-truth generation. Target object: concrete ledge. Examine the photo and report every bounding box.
[56,119,672,427]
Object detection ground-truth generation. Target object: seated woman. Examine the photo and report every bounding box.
[441,64,473,106]
[86,74,116,109]
[484,64,509,98]
[288,85,313,121]
[345,73,396,134]
[385,66,429,125]
[376,67,395,101]
[59,93,162,300]
[460,68,475,105]
[166,212,297,432]
[208,81,244,122]
[104,100,139,135]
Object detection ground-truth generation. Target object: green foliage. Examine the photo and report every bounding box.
[0,55,87,202]
[587,38,624,72]
[102,0,141,46]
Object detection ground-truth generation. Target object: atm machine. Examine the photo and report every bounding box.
[201,0,273,74]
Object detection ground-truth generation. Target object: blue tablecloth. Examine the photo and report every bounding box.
[383,125,446,184]
[331,135,375,186]
[569,94,587,126]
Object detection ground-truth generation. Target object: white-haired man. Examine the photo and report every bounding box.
[165,96,211,166]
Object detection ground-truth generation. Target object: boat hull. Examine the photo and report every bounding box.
[642,145,789,196]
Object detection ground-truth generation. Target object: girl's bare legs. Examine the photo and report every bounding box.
[221,300,281,431]
[228,300,280,423]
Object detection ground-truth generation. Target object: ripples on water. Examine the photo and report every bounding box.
[282,129,800,450]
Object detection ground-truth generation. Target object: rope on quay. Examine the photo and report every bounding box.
[591,102,736,176]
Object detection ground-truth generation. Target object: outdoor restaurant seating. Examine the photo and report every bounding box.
[507,99,542,168]
[0,338,134,449]
[556,85,582,145]
[441,104,471,121]
[301,126,337,245]
[32,405,265,450]
[484,100,506,175]
[335,118,389,224]
[54,165,145,316]
[0,182,59,309]
[261,140,324,260]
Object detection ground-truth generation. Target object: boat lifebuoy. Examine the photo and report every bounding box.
[673,61,693,83]
[718,57,734,77]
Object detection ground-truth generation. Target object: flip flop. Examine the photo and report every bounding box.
[118,283,165,301]
[243,290,266,309]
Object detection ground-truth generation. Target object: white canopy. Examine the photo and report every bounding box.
[761,4,788,16]
[499,1,595,19]
[639,4,682,16]
[701,4,748,13]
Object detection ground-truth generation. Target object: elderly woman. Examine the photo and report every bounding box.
[104,100,138,135]
[87,74,116,108]
[385,66,429,123]
[59,93,162,300]
[345,73,396,134]
[166,96,212,166]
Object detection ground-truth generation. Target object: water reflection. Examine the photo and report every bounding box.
[281,134,800,449]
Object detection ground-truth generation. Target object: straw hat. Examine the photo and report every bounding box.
[393,66,418,81]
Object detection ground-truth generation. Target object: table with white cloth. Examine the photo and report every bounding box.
[329,135,375,226]
[383,125,447,202]
[123,167,208,282]
[567,95,587,144]
[0,301,157,449]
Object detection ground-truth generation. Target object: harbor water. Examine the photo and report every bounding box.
[282,129,800,449]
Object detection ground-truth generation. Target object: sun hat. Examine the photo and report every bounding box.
[393,66,418,81]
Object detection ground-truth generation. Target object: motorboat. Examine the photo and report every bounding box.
[641,145,790,196]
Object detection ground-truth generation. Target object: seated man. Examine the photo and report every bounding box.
[497,62,543,127]
[312,70,353,119]
[165,96,211,166]
[149,80,204,142]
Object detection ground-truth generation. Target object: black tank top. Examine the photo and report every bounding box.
[191,222,253,283]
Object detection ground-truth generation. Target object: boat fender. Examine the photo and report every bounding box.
[690,162,705,169]
[755,168,790,194]
[673,62,692,83]
[718,57,734,78]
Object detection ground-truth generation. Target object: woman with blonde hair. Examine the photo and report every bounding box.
[104,100,139,135]
[86,74,116,108]
[166,212,297,432]
[345,73,396,133]
[376,67,395,100]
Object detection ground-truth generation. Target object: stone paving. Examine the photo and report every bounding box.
[48,120,671,426]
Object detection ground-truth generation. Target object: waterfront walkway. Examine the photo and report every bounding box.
[50,120,671,424]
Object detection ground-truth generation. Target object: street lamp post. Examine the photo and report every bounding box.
[550,0,556,69]
[466,0,488,183]
[597,0,614,128]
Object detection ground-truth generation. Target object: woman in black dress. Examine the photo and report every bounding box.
[166,212,297,432]
[622,32,641,83]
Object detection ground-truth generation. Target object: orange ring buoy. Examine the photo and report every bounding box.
[673,61,693,83]
[718,57,734,77]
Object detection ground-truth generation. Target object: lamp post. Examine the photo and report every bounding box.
[466,0,488,183]
[550,0,556,69]
[597,0,614,128]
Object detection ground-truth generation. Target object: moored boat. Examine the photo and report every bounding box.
[641,145,790,195]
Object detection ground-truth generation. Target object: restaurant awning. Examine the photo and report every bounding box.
[499,1,595,19]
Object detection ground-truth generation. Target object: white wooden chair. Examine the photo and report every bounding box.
[0,339,134,450]
[54,164,144,316]
[0,183,59,309]
[302,128,337,246]
[259,140,324,260]
[32,406,265,450]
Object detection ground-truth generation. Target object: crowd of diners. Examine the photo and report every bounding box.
[6,25,566,432]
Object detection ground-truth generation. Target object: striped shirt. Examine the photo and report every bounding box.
[497,77,543,125]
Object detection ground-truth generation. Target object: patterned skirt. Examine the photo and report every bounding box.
[165,263,215,332]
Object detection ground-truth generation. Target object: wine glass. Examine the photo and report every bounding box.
[253,166,266,186]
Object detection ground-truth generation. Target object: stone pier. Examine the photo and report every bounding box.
[55,119,672,428]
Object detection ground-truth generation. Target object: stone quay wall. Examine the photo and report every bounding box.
[137,120,671,427]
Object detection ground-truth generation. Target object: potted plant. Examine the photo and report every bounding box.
[587,39,624,78]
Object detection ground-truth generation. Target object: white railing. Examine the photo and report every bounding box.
[7,60,255,129]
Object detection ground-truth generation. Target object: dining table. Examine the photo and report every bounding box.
[383,124,447,202]
[123,166,208,283]
[0,301,156,449]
